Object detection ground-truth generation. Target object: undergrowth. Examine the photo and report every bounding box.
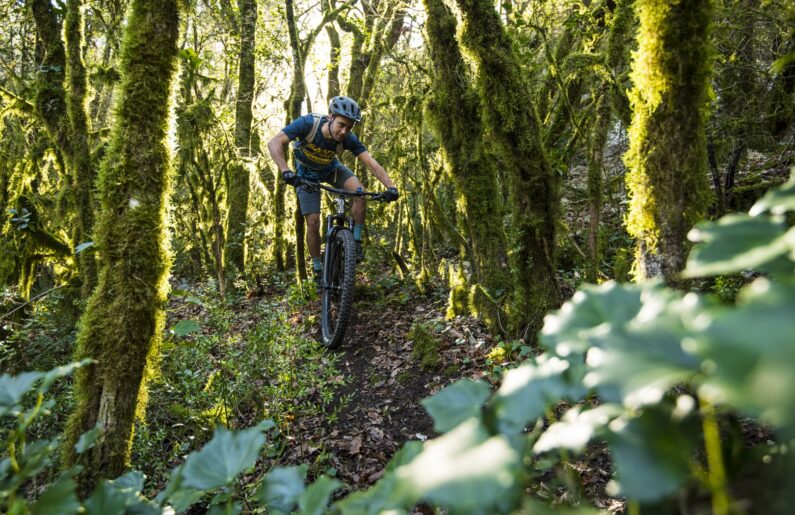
[131,280,348,490]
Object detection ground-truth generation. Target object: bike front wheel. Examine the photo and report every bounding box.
[321,228,356,348]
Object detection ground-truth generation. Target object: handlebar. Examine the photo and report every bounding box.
[297,178,389,201]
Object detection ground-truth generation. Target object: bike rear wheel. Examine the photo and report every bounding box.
[321,228,356,348]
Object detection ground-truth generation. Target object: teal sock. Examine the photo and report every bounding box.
[353,224,364,241]
[312,257,322,272]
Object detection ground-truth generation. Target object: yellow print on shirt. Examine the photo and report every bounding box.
[300,141,336,167]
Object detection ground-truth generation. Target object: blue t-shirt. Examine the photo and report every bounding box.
[282,114,367,178]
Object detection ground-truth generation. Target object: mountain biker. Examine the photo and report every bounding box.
[267,95,399,286]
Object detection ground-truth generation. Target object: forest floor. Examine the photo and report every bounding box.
[266,260,623,512]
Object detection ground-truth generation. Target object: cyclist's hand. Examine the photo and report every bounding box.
[282,170,301,187]
[383,187,399,202]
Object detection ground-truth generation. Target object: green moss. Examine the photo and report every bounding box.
[455,0,561,335]
[396,371,411,384]
[31,0,71,172]
[469,284,504,335]
[624,0,714,280]
[224,160,250,279]
[62,0,182,492]
[369,373,385,386]
[443,365,460,377]
[423,0,510,302]
[446,264,469,319]
[409,322,441,369]
[65,0,97,297]
[612,247,631,283]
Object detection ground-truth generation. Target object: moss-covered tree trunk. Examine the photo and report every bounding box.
[624,0,713,281]
[224,0,257,279]
[423,0,509,331]
[30,0,71,175]
[585,0,633,283]
[31,0,99,296]
[326,26,341,99]
[455,0,561,337]
[65,0,97,296]
[63,0,181,491]
[769,4,795,139]
[285,0,308,281]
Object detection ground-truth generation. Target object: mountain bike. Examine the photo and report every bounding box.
[297,179,388,348]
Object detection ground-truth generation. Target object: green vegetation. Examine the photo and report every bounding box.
[2,0,794,510]
[6,170,794,512]
[409,322,441,369]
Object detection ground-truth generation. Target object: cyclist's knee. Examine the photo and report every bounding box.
[305,214,321,231]
[343,176,362,192]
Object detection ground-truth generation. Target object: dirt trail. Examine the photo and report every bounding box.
[281,272,490,489]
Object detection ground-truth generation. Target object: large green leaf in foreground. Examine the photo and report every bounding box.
[181,424,269,490]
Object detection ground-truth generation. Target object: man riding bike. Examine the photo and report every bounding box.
[267,95,399,286]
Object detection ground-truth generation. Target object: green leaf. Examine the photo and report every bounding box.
[84,476,160,515]
[394,418,521,511]
[491,355,586,433]
[540,281,644,356]
[18,439,58,481]
[694,278,795,429]
[75,425,102,455]
[171,289,205,306]
[207,500,241,515]
[32,473,80,515]
[110,470,145,493]
[172,319,201,337]
[684,214,790,277]
[157,466,204,513]
[39,359,94,393]
[83,480,135,515]
[750,170,795,216]
[298,476,343,515]
[0,371,42,411]
[258,465,307,513]
[421,379,490,432]
[607,407,698,502]
[181,425,266,490]
[582,291,705,408]
[534,404,622,453]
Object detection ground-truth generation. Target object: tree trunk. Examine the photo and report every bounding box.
[423,0,509,331]
[454,0,561,338]
[585,0,633,283]
[624,0,714,281]
[325,0,341,99]
[30,0,71,175]
[285,0,308,281]
[224,0,257,279]
[65,0,97,296]
[769,5,795,139]
[62,0,182,492]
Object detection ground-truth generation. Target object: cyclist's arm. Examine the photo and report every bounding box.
[357,151,395,189]
[267,131,292,172]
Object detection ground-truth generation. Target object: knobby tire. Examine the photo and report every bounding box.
[321,228,356,348]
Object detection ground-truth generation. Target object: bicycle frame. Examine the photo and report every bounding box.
[301,181,387,263]
[297,180,386,348]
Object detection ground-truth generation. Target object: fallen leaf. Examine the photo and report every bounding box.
[349,436,363,455]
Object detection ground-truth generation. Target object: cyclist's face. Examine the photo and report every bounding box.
[329,116,355,142]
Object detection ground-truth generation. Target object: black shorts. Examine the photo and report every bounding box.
[296,164,356,215]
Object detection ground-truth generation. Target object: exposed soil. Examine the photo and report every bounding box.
[276,264,495,493]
